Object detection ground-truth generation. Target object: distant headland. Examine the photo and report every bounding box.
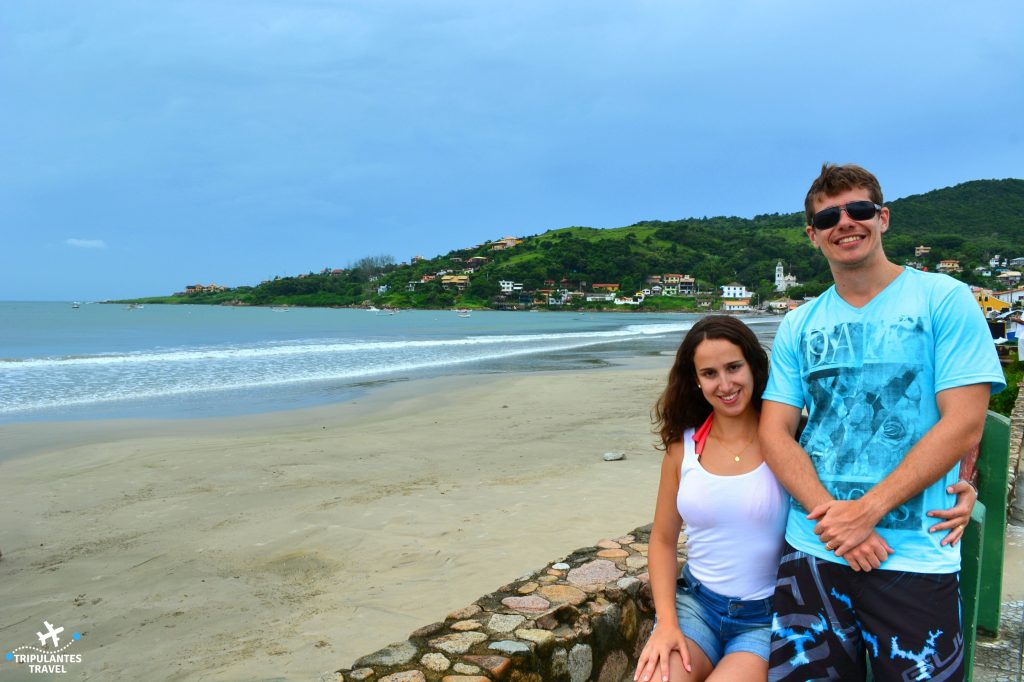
[114,179,1024,312]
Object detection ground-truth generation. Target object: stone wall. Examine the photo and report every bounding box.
[1008,386,1024,525]
[332,525,677,682]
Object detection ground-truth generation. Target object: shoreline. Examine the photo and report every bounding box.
[0,355,671,680]
[95,298,779,316]
[1,303,726,427]
[102,303,716,315]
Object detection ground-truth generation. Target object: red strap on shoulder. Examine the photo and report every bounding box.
[693,413,714,457]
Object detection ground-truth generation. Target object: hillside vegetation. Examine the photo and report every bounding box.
[119,179,1024,309]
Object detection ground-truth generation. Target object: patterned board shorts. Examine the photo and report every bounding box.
[769,543,964,682]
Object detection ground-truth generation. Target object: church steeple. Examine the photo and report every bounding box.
[775,261,798,293]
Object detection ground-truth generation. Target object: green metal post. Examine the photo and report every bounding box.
[960,500,986,682]
[977,411,1010,635]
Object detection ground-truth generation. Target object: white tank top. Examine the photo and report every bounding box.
[676,426,788,600]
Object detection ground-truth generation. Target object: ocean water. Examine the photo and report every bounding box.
[0,302,779,423]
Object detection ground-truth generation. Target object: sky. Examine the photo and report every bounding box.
[2,1,1022,301]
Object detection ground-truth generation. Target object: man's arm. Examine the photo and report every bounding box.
[758,400,833,511]
[810,383,991,556]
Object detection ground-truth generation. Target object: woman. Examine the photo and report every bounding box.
[634,316,976,682]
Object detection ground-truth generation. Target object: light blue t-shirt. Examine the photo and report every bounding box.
[763,267,1005,573]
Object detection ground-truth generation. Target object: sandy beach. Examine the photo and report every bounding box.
[0,357,670,680]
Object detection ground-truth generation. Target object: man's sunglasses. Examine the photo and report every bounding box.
[810,201,882,230]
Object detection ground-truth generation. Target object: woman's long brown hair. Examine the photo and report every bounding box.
[653,315,769,449]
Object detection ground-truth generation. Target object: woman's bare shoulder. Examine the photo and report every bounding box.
[663,439,685,467]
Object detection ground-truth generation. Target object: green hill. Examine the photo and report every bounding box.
[121,178,1024,309]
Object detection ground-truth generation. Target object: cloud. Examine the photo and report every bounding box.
[66,238,108,249]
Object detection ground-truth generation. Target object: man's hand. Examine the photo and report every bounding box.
[840,531,895,572]
[808,498,885,557]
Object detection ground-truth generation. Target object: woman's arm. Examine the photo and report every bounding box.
[635,443,692,682]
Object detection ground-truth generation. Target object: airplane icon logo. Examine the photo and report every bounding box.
[36,621,64,648]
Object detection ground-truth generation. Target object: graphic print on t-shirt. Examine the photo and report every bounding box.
[793,317,928,531]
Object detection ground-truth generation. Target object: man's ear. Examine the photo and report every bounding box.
[805,225,818,248]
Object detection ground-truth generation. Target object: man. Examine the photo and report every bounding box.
[1008,312,1024,360]
[760,163,1004,681]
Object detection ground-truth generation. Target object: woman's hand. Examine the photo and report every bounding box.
[634,623,691,682]
[926,480,977,547]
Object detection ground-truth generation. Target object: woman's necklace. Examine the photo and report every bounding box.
[709,429,756,462]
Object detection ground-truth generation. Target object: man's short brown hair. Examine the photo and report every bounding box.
[804,163,884,225]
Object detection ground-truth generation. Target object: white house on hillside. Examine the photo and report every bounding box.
[720,282,752,299]
[498,280,523,293]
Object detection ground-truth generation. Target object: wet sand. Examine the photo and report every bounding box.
[0,357,670,680]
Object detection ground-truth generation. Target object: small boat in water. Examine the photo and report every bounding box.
[456,308,471,318]
[71,302,81,309]
[126,303,143,310]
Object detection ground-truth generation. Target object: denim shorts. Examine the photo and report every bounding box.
[670,563,773,665]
